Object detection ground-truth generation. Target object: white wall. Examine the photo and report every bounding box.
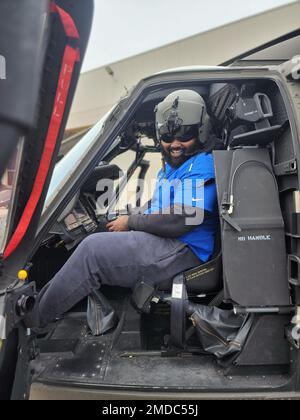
[67,2,300,130]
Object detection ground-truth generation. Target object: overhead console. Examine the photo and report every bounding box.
[226,84,285,149]
[208,81,290,149]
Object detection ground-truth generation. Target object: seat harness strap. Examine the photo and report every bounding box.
[4,3,80,259]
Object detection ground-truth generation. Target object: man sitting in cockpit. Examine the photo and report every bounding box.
[28,89,219,334]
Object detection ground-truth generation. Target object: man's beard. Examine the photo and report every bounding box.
[162,141,201,169]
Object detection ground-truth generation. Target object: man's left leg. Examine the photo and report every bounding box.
[33,231,200,328]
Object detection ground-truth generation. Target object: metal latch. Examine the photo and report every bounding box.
[221,192,242,232]
[286,307,300,350]
[278,56,300,82]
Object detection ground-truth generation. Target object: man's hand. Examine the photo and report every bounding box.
[106,216,129,232]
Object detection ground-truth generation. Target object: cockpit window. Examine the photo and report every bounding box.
[41,106,117,222]
[0,140,23,254]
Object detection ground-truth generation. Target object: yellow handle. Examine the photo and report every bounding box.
[18,270,28,282]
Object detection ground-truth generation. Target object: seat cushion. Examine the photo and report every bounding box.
[158,252,222,294]
[184,252,222,294]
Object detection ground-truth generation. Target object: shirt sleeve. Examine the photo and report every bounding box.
[127,211,200,238]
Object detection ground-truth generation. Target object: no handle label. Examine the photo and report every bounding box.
[238,235,271,242]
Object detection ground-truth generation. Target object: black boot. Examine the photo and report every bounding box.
[87,289,118,336]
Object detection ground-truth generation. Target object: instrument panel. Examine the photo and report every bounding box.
[63,200,96,233]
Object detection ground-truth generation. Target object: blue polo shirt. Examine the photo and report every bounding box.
[144,153,218,262]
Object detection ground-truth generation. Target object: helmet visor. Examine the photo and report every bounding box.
[158,124,198,143]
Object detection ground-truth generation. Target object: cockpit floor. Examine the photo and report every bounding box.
[32,311,292,393]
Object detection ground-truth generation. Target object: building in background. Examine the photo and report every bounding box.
[65,1,300,143]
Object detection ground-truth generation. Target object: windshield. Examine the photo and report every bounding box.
[0,140,24,254]
[42,106,117,216]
